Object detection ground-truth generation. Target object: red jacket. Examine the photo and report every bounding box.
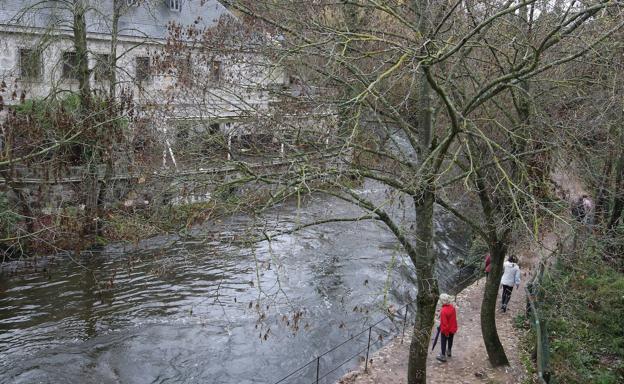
[440,304,458,336]
[485,253,491,273]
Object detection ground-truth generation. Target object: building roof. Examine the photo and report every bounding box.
[0,0,231,40]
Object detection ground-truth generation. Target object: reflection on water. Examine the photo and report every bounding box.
[0,185,471,384]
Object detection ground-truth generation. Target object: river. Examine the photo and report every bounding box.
[0,183,472,384]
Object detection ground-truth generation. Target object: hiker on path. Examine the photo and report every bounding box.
[581,195,594,225]
[572,196,585,222]
[484,253,491,279]
[436,293,457,362]
[500,255,521,313]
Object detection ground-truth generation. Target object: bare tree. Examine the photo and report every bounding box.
[219,1,624,381]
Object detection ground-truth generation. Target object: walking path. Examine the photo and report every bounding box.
[339,230,561,384]
[338,277,527,384]
[339,166,582,384]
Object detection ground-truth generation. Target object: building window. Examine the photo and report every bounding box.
[19,49,42,80]
[135,56,151,83]
[210,60,221,81]
[93,54,112,82]
[168,0,181,12]
[62,51,79,80]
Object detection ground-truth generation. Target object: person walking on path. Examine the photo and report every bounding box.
[572,196,585,222]
[436,293,458,362]
[500,255,521,313]
[484,253,491,278]
[581,195,594,225]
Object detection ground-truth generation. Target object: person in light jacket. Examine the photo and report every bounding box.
[436,293,458,362]
[500,255,521,313]
[581,195,594,225]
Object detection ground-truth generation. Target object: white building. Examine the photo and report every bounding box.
[0,0,287,166]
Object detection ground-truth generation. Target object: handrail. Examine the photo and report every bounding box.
[525,259,550,384]
[525,284,548,384]
[271,261,482,383]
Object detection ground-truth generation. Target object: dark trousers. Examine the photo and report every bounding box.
[501,285,514,308]
[441,333,454,356]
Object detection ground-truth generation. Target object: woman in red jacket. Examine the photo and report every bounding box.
[437,293,458,362]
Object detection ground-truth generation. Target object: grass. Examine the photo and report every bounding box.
[534,237,624,384]
[514,313,529,330]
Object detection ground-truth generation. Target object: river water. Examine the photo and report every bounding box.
[0,183,472,384]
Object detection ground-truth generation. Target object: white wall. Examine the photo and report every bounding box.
[0,28,285,126]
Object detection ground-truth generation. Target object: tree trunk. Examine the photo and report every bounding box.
[73,0,98,235]
[479,2,530,366]
[407,188,438,384]
[471,141,511,367]
[480,242,509,366]
[595,155,613,226]
[109,0,120,100]
[405,27,437,378]
[608,141,624,231]
[408,286,437,384]
[73,0,91,111]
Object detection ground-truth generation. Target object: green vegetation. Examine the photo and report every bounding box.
[536,237,624,384]
[101,186,273,243]
[0,193,19,238]
[0,192,21,257]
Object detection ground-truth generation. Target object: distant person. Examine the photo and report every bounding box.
[581,195,594,224]
[436,293,457,362]
[572,196,585,222]
[484,253,491,279]
[500,255,521,313]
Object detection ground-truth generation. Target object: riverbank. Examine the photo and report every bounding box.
[338,276,528,384]
[339,229,561,384]
[2,171,359,262]
[0,188,266,261]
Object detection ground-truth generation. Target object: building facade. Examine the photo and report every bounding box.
[0,0,287,166]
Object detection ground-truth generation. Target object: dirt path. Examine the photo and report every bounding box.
[338,277,528,384]
[338,166,583,384]
[339,231,560,384]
